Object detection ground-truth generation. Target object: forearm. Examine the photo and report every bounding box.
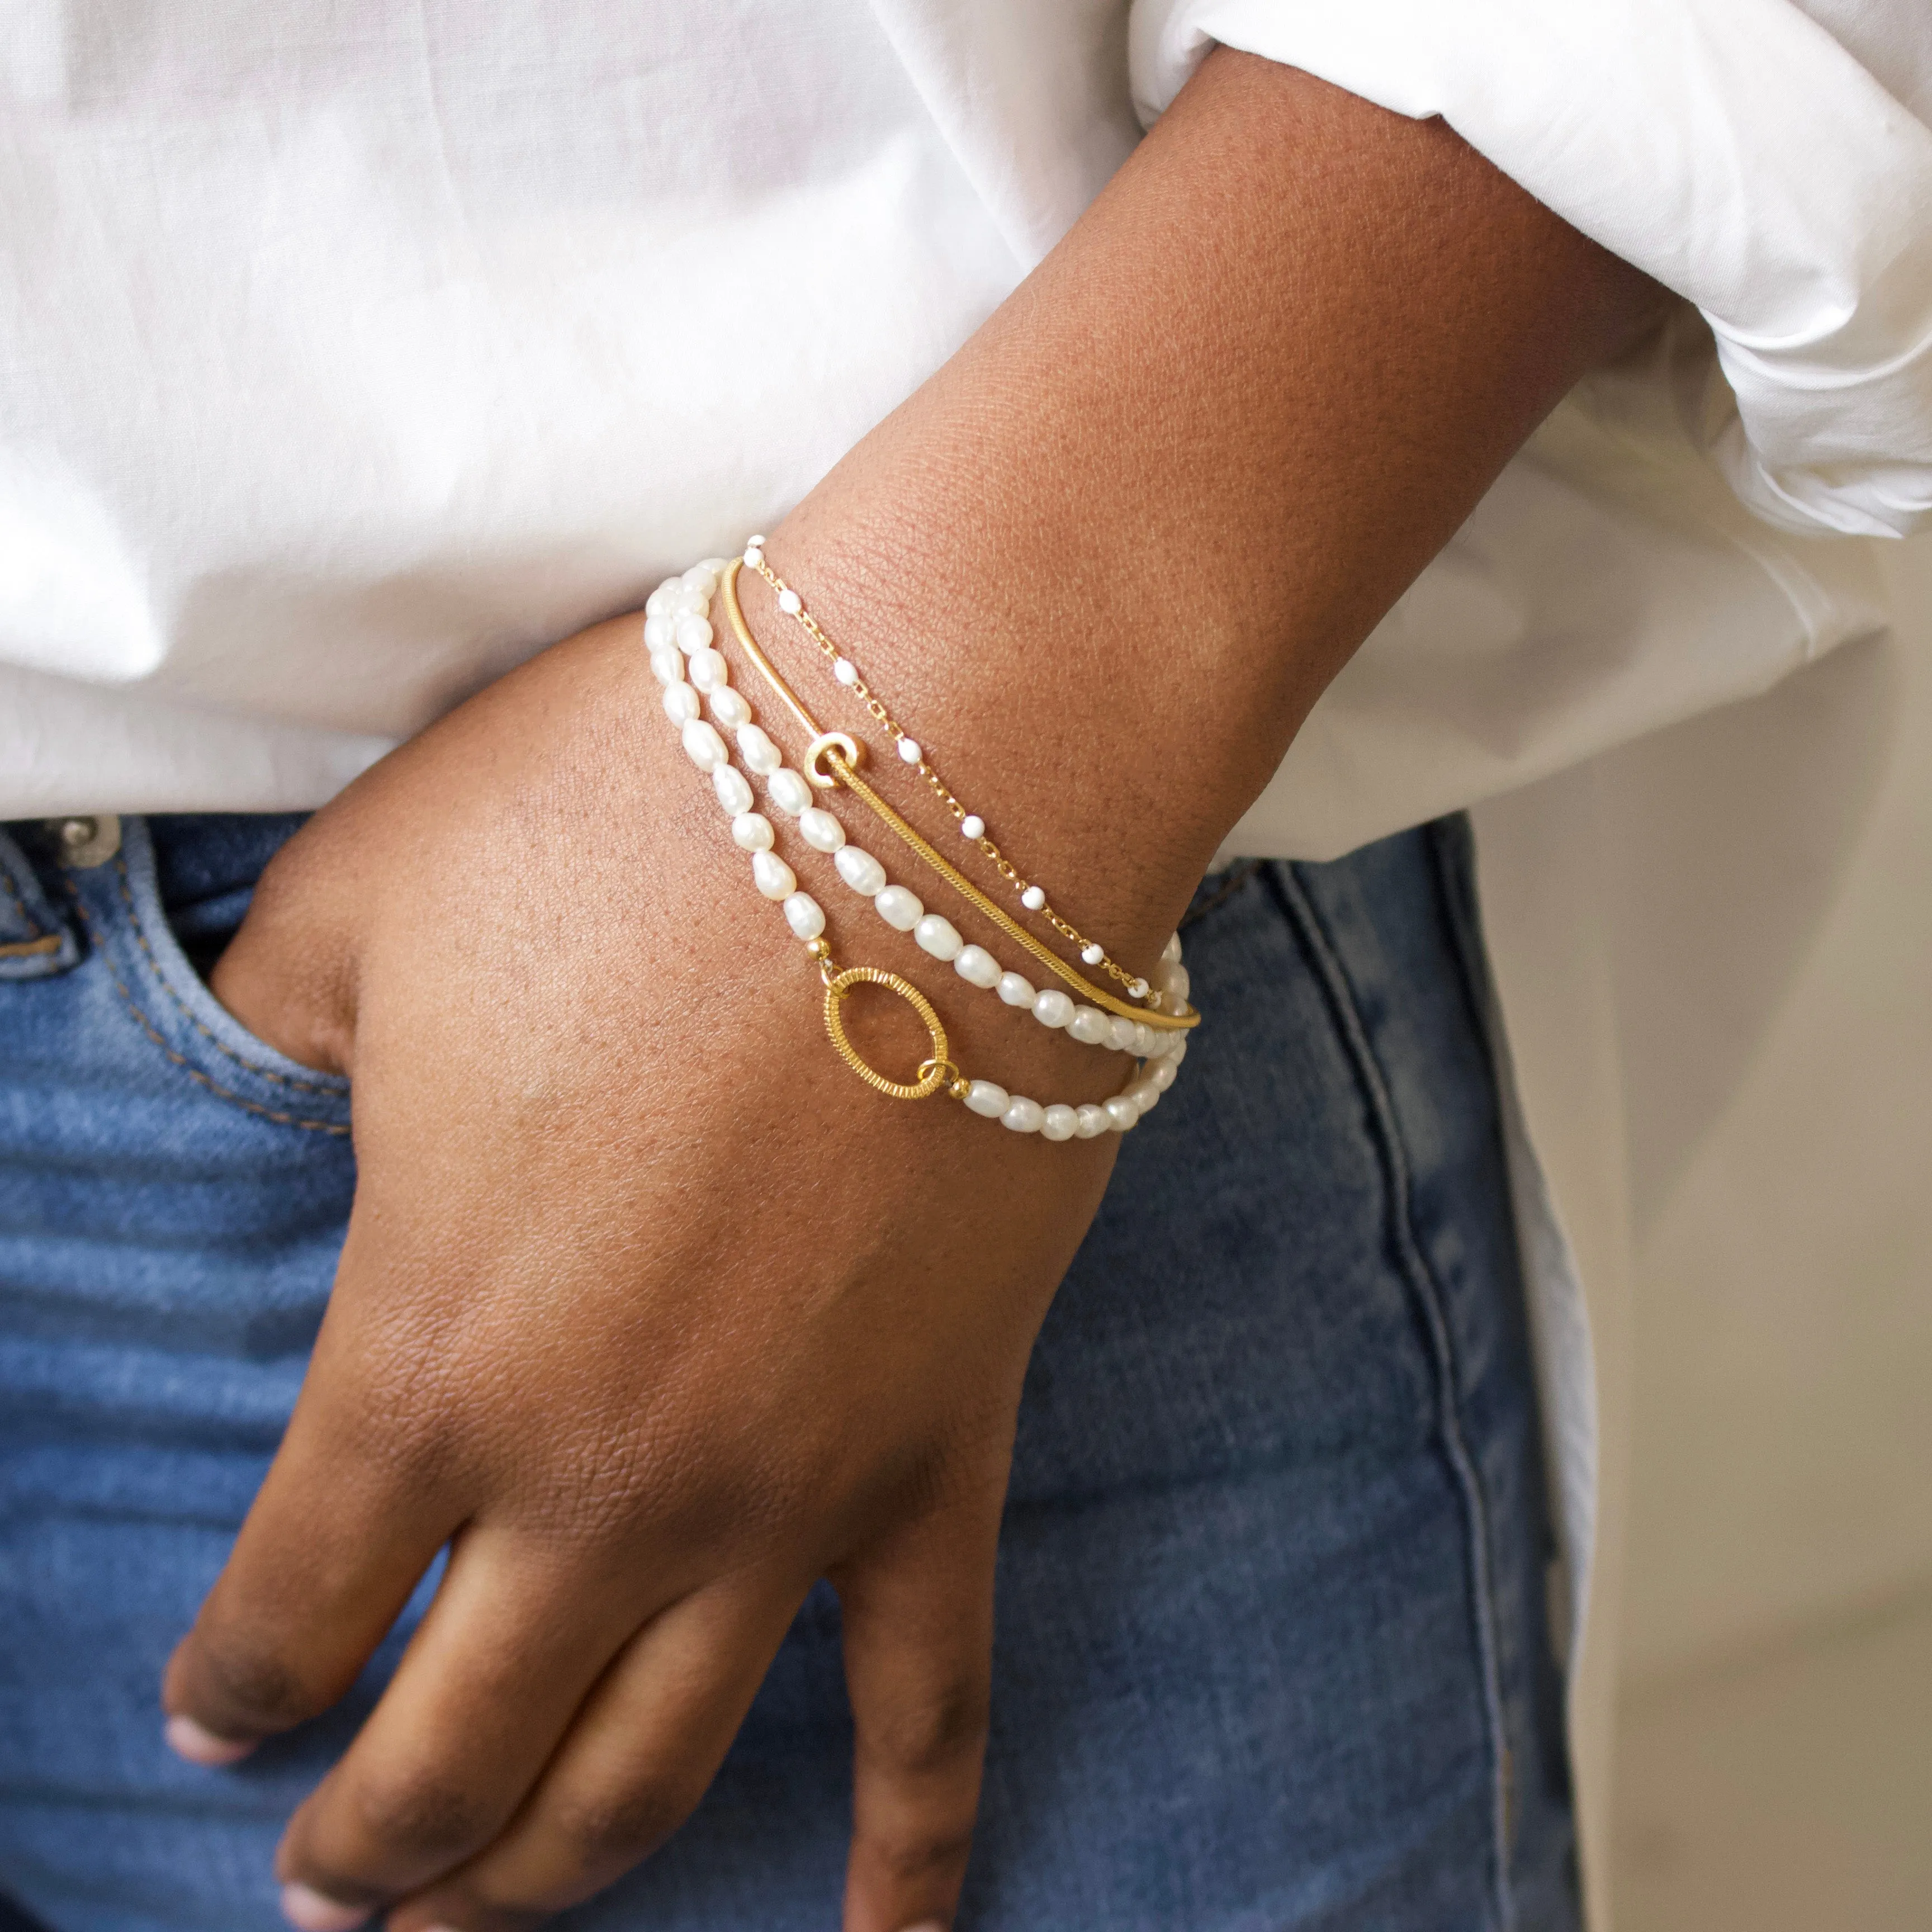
[758,50,1666,962]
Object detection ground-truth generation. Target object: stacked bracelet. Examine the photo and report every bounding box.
[641,556,1195,1138]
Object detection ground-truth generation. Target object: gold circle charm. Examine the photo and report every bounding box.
[804,731,863,789]
[823,966,950,1099]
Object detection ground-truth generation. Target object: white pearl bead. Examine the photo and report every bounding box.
[964,1081,1009,1119]
[1158,963,1191,1003]
[960,815,985,840]
[662,681,701,724]
[914,913,963,960]
[737,723,782,775]
[1168,1036,1188,1066]
[1162,932,1183,964]
[645,581,678,617]
[777,588,803,615]
[709,686,752,729]
[1020,885,1045,911]
[1032,989,1074,1030]
[953,945,1001,989]
[1081,943,1105,965]
[670,582,708,615]
[1041,1104,1079,1142]
[997,972,1035,1008]
[643,612,677,651]
[688,648,729,693]
[1128,1081,1158,1115]
[1150,1057,1177,1092]
[897,737,922,764]
[731,812,774,851]
[681,719,727,772]
[1076,1104,1111,1139]
[649,646,685,686]
[752,850,796,901]
[768,768,813,816]
[1104,1095,1139,1133]
[834,657,859,685]
[1067,1006,1110,1045]
[784,892,825,941]
[1132,1023,1158,1058]
[798,807,846,853]
[713,765,754,815]
[835,846,887,896]
[683,561,721,593]
[1002,1096,1045,1134]
[674,613,714,653]
[1107,1015,1138,1053]
[874,884,924,931]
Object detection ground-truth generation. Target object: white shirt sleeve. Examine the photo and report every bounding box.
[1128,0,1932,540]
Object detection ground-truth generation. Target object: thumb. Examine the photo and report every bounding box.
[833,1475,1005,1932]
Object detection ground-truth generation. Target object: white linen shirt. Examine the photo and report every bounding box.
[3,4,1929,1923]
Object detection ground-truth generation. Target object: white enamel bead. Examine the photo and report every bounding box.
[731,812,774,851]
[1128,977,1150,1000]
[1162,932,1183,964]
[752,850,796,901]
[1150,1057,1178,1092]
[1020,885,1046,911]
[964,1081,1009,1119]
[643,612,676,651]
[744,546,764,568]
[649,647,686,687]
[960,815,985,840]
[675,613,714,653]
[898,737,922,764]
[1104,1095,1139,1133]
[1076,1104,1111,1139]
[913,913,963,960]
[997,972,1035,1008]
[681,719,727,772]
[783,892,826,941]
[737,723,782,775]
[798,807,845,854]
[709,686,752,729]
[768,768,813,816]
[835,846,887,896]
[1041,1104,1079,1142]
[954,945,1001,989]
[834,657,859,685]
[777,588,803,615]
[1002,1096,1045,1134]
[1081,943,1105,966]
[713,766,754,815]
[874,884,924,931]
[662,681,701,724]
[1033,989,1075,1030]
[688,648,729,693]
[1107,1015,1138,1053]
[747,533,767,548]
[1067,1006,1110,1045]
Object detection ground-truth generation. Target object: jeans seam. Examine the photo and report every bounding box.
[57,876,351,1137]
[105,851,345,1097]
[1270,859,1515,1931]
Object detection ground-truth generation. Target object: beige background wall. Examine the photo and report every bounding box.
[1610,534,1932,1928]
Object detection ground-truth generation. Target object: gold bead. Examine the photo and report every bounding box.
[805,937,831,960]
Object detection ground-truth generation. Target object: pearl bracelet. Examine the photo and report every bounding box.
[735,538,1160,1008]
[643,561,1187,1135]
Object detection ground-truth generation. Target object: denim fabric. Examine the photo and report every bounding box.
[0,813,1576,1932]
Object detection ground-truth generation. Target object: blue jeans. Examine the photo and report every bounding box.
[0,813,1576,1931]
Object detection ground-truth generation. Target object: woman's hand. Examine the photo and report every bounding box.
[160,48,1666,1932]
[168,615,1139,1932]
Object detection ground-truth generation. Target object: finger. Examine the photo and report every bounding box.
[387,1574,804,1931]
[273,1523,657,1918]
[163,1292,461,1755]
[834,1481,1004,1932]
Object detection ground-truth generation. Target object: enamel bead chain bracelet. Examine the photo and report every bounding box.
[641,558,1195,1137]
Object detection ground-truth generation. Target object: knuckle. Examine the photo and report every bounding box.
[864,1682,991,1779]
[188,1629,323,1732]
[546,1778,693,1874]
[869,1814,977,1886]
[348,1764,493,1864]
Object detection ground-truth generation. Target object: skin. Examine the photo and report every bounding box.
[163,50,1668,1932]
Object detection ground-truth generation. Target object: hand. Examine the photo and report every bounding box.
[165,614,1141,1931]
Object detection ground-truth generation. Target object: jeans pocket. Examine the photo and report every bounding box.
[55,818,352,1138]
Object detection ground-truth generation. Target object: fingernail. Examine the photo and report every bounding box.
[279,1883,372,1932]
[164,1714,257,1767]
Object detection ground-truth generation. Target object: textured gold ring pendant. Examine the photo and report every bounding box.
[822,965,952,1100]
